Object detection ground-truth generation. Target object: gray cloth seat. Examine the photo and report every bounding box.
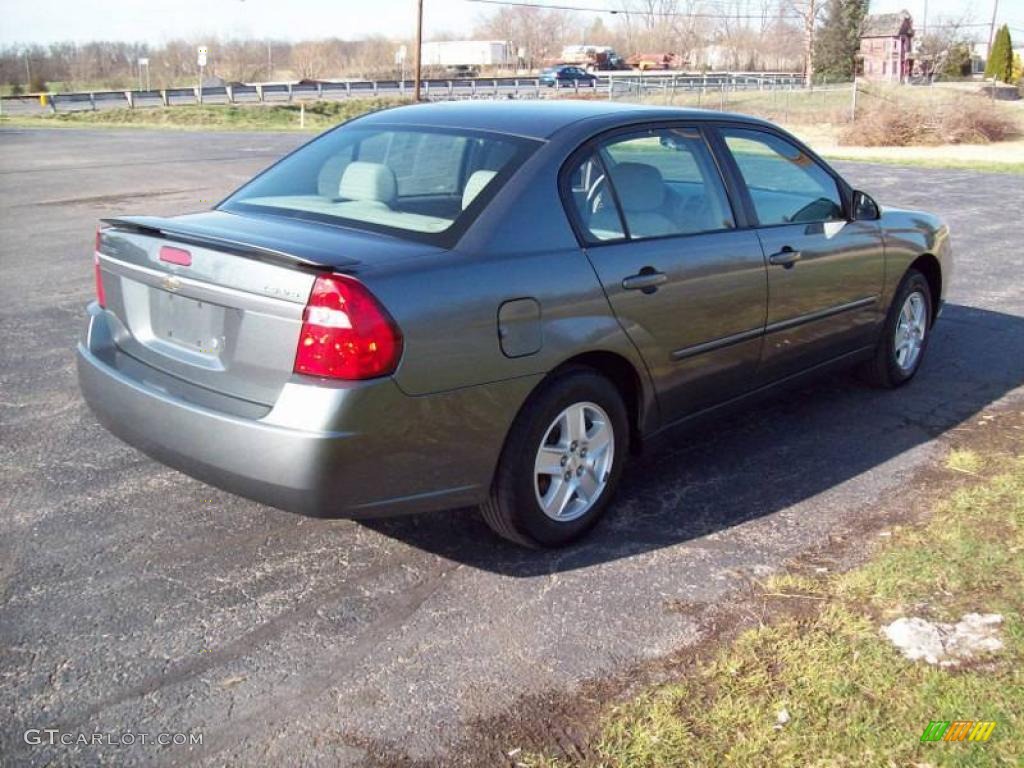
[462,170,497,209]
[336,161,397,211]
[590,162,679,239]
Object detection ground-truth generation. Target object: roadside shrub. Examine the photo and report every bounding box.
[839,95,1019,146]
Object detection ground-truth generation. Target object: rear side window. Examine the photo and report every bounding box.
[221,124,537,246]
[564,126,735,243]
[720,128,844,225]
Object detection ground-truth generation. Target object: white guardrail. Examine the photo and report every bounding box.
[0,71,808,116]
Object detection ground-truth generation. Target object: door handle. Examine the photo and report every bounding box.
[768,247,801,268]
[622,268,667,294]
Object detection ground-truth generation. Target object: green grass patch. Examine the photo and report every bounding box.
[0,99,408,132]
[816,152,1024,176]
[528,451,1024,767]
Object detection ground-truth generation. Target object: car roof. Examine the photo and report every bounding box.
[353,100,772,141]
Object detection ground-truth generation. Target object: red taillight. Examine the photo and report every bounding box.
[94,229,106,308]
[293,274,402,380]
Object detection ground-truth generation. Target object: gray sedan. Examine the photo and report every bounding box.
[77,101,952,547]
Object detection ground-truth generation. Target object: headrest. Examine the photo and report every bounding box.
[339,161,397,204]
[462,170,497,210]
[610,162,665,212]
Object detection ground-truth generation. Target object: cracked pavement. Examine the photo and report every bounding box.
[0,128,1022,766]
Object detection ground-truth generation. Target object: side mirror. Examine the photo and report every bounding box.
[852,190,880,221]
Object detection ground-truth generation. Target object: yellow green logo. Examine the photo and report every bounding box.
[921,720,997,742]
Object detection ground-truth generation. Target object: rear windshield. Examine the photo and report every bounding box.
[220,122,538,245]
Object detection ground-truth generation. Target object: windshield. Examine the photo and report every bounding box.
[220,122,538,245]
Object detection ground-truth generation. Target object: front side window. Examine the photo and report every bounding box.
[721,128,844,226]
[564,126,735,243]
[221,124,536,245]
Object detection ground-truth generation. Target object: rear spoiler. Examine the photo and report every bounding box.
[101,216,329,272]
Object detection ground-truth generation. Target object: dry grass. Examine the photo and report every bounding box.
[839,93,1019,147]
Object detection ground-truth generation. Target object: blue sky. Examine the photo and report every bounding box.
[1,0,1019,45]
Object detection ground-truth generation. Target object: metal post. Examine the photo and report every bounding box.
[850,77,857,122]
[413,0,423,101]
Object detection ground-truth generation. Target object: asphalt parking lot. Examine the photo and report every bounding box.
[1,127,1023,767]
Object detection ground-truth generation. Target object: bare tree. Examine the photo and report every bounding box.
[290,40,339,80]
[784,0,824,82]
[475,7,582,69]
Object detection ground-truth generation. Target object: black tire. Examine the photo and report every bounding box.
[860,268,933,388]
[481,368,629,548]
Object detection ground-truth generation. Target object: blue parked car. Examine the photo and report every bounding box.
[539,65,598,87]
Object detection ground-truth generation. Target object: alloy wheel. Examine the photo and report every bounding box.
[894,290,928,373]
[533,401,615,522]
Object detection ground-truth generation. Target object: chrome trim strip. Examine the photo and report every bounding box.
[98,252,304,319]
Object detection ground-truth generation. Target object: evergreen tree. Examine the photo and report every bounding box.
[985,25,1013,83]
[812,0,870,81]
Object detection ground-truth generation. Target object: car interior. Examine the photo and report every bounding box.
[232,129,521,235]
[570,130,735,242]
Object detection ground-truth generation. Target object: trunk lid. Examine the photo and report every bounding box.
[96,211,440,406]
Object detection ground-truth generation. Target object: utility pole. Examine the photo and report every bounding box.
[987,0,1000,55]
[413,0,424,102]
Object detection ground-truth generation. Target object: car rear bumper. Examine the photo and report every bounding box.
[77,303,537,518]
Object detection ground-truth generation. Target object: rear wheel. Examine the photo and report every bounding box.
[481,369,628,548]
[861,268,933,388]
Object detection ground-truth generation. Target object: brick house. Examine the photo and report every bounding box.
[858,11,914,83]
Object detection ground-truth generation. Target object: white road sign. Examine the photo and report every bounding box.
[197,47,208,67]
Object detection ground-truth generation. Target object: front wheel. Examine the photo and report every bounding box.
[861,268,933,388]
[481,369,628,548]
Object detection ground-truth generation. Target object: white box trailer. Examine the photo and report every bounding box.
[420,40,514,71]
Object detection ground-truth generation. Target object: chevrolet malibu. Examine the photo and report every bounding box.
[77,101,952,547]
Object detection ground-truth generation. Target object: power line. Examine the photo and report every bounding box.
[467,0,1024,32]
[464,0,805,20]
